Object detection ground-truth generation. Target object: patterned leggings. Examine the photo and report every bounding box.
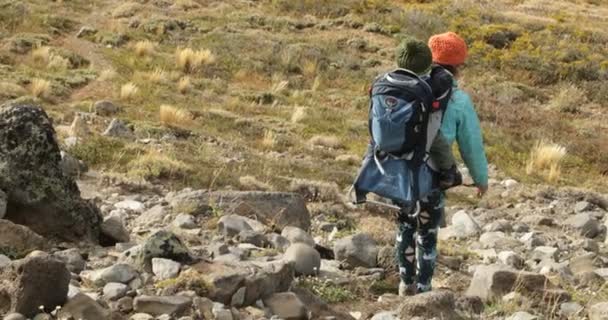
[395,199,443,292]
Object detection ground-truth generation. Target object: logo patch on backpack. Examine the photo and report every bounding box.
[384,97,398,108]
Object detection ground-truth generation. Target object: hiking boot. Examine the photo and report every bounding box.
[398,281,417,297]
[439,165,462,190]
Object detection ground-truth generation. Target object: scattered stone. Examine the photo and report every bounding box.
[115,199,145,212]
[136,230,191,272]
[281,226,315,246]
[103,118,135,139]
[83,263,138,286]
[398,290,457,320]
[266,233,291,251]
[133,295,192,316]
[238,230,267,247]
[0,255,10,269]
[152,258,181,280]
[0,220,46,257]
[135,205,167,227]
[218,215,253,237]
[101,215,130,244]
[263,292,308,320]
[559,302,583,318]
[589,302,608,320]
[284,243,321,276]
[451,210,481,237]
[0,255,70,317]
[575,201,593,213]
[565,213,601,238]
[334,233,378,268]
[371,311,399,320]
[466,264,553,302]
[583,239,599,253]
[230,287,246,307]
[531,246,559,262]
[130,314,154,320]
[498,251,524,269]
[93,100,119,116]
[3,313,26,320]
[506,311,537,320]
[502,179,519,189]
[479,231,518,249]
[60,151,85,178]
[103,282,128,300]
[0,104,102,242]
[173,214,197,229]
[53,248,85,273]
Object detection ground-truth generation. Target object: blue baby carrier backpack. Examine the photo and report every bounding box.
[351,67,452,210]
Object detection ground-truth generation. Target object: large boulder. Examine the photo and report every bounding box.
[466,264,555,302]
[0,220,46,257]
[168,190,311,230]
[284,243,320,276]
[133,295,192,316]
[0,255,70,317]
[398,290,459,320]
[263,292,308,320]
[0,104,102,242]
[334,233,378,268]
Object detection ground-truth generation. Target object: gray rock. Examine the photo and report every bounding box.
[130,314,154,320]
[0,220,46,257]
[173,214,197,229]
[479,231,518,249]
[519,232,545,249]
[583,239,599,253]
[3,313,26,320]
[218,215,253,237]
[135,205,166,227]
[451,210,481,237]
[115,199,145,212]
[398,290,457,320]
[284,243,321,276]
[101,215,130,243]
[371,311,399,320]
[93,100,119,116]
[466,264,553,302]
[0,255,70,317]
[136,230,191,272]
[53,248,85,273]
[266,233,291,251]
[334,233,378,268]
[281,226,315,246]
[506,311,537,320]
[263,292,308,320]
[103,118,134,139]
[531,246,559,262]
[0,190,6,219]
[497,251,524,269]
[133,295,192,316]
[152,258,181,280]
[238,230,267,247]
[114,296,134,313]
[103,282,128,300]
[60,151,85,178]
[230,287,246,307]
[565,213,601,238]
[575,201,593,213]
[589,302,608,320]
[0,104,102,242]
[559,302,583,318]
[83,263,138,286]
[0,254,10,269]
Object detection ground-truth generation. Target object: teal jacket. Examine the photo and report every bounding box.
[440,81,489,187]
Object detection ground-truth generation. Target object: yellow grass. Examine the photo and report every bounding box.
[0,82,26,98]
[261,130,277,149]
[133,40,156,57]
[309,135,343,149]
[239,175,272,191]
[47,54,70,70]
[147,68,167,83]
[175,48,216,73]
[291,107,308,123]
[177,76,192,94]
[99,68,117,81]
[31,46,51,65]
[120,82,139,100]
[359,216,395,245]
[526,140,567,183]
[173,0,200,10]
[302,58,318,78]
[127,150,192,180]
[30,78,51,98]
[159,104,193,128]
[271,79,290,94]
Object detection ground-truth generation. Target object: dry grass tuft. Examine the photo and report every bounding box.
[261,130,277,149]
[0,82,26,99]
[31,46,51,65]
[289,178,343,202]
[359,216,395,245]
[335,154,360,165]
[159,104,193,128]
[146,68,167,83]
[172,0,200,10]
[30,78,51,98]
[271,79,290,95]
[175,48,215,73]
[526,140,567,183]
[128,150,192,181]
[120,82,139,100]
[47,54,70,70]
[99,68,117,81]
[239,175,272,191]
[133,40,156,57]
[549,84,585,113]
[309,135,343,149]
[291,107,308,123]
[302,58,318,78]
[177,76,192,94]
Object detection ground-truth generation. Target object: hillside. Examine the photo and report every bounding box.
[0,0,607,319]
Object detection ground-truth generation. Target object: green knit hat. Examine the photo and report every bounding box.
[395,37,433,75]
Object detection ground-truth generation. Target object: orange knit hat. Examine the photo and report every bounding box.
[428,32,468,66]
